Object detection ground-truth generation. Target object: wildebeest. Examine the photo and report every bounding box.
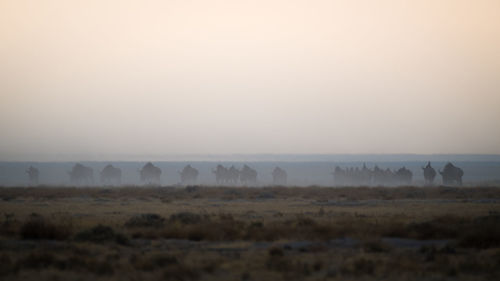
[332,166,343,185]
[227,166,240,184]
[440,162,464,186]
[140,162,162,185]
[359,163,372,185]
[333,164,413,186]
[179,165,199,185]
[394,166,413,185]
[372,165,394,186]
[240,165,257,185]
[212,165,239,185]
[26,166,39,185]
[69,163,93,185]
[333,164,374,186]
[272,167,287,185]
[100,164,122,185]
[422,162,437,185]
[213,164,228,184]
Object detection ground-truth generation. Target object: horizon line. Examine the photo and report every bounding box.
[2,153,500,163]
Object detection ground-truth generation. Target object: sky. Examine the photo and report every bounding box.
[1,0,499,161]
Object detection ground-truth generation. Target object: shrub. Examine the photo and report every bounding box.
[363,239,392,253]
[125,213,165,228]
[133,254,179,271]
[186,186,200,193]
[457,215,500,249]
[1,213,19,236]
[266,255,292,272]
[16,252,57,269]
[20,213,71,240]
[257,192,275,199]
[169,212,205,224]
[75,225,129,245]
[340,258,376,276]
[268,247,284,257]
[405,215,465,239]
[163,264,200,281]
[459,227,500,249]
[0,254,14,276]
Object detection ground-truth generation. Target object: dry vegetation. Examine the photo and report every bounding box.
[1,186,500,280]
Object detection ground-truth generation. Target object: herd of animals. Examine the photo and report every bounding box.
[332,162,463,186]
[23,162,464,186]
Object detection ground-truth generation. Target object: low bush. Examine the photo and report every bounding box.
[169,212,206,224]
[0,254,14,276]
[163,264,201,281]
[16,252,57,270]
[125,213,165,228]
[340,257,376,276]
[1,213,20,236]
[133,254,179,271]
[459,226,500,249]
[75,225,129,245]
[363,239,392,253]
[20,213,72,240]
[268,247,284,257]
[16,252,114,276]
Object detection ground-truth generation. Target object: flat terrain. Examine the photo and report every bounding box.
[1,186,500,280]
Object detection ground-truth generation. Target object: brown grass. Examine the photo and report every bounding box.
[20,213,72,240]
[1,185,500,201]
[1,186,500,280]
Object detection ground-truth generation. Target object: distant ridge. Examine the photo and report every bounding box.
[2,153,500,162]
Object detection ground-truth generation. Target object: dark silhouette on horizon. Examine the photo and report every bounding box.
[179,165,199,185]
[69,163,93,185]
[333,164,413,186]
[240,165,257,185]
[13,161,469,186]
[395,166,412,185]
[140,162,162,185]
[272,167,287,185]
[422,162,437,185]
[26,166,39,185]
[100,164,122,185]
[212,165,239,185]
[440,162,464,186]
[212,164,257,185]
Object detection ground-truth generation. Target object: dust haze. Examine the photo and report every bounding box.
[2,2,500,280]
[1,0,500,161]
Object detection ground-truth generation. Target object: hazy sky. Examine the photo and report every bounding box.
[1,0,499,160]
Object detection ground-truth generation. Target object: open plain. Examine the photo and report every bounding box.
[1,186,500,281]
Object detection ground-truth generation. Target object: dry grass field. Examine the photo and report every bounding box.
[1,186,500,280]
